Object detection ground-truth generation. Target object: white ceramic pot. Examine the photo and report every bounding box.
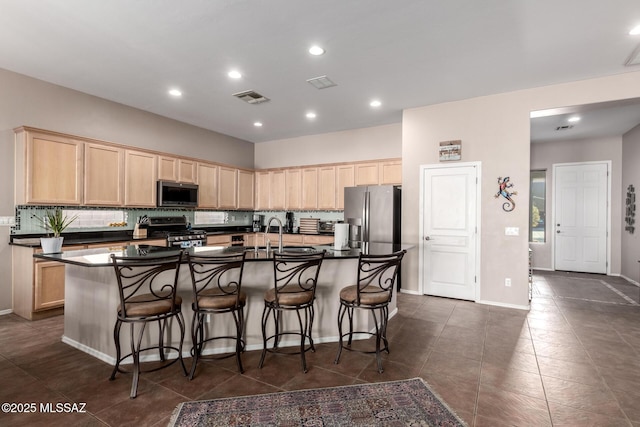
[40,236,64,253]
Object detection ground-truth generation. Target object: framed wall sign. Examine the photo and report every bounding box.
[439,140,461,161]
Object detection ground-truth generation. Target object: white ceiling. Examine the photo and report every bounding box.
[1,0,640,143]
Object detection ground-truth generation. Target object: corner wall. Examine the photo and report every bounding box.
[254,123,402,169]
[622,123,640,283]
[403,71,640,308]
[530,136,623,273]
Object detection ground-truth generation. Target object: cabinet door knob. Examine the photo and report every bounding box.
[424,236,431,241]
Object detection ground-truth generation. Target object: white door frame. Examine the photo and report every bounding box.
[551,161,611,275]
[418,161,482,300]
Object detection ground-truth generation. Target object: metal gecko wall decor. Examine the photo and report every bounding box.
[495,176,517,212]
[625,184,635,234]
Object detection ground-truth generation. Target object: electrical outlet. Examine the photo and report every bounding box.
[505,278,512,287]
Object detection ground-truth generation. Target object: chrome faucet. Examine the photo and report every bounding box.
[265,216,284,253]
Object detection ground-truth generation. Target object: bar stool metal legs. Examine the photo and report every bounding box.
[109,252,187,398]
[259,251,324,373]
[334,250,405,374]
[186,252,247,380]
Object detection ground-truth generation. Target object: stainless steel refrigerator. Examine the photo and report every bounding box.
[344,185,401,248]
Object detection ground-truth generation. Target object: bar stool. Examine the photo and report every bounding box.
[259,251,325,373]
[186,251,247,379]
[109,252,188,398]
[334,250,406,373]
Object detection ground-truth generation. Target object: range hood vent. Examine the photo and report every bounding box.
[232,90,270,104]
[555,125,574,131]
[306,75,337,89]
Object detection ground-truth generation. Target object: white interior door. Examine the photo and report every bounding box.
[420,163,479,301]
[553,162,608,274]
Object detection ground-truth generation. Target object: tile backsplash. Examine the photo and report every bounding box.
[12,206,344,235]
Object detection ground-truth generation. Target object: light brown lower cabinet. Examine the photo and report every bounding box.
[12,244,85,320]
[33,261,66,311]
[207,235,232,246]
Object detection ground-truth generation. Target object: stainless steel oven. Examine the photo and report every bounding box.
[166,231,207,248]
[146,216,207,248]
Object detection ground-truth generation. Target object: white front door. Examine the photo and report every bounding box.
[553,162,608,274]
[420,163,479,301]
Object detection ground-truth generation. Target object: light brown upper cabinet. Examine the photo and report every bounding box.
[157,155,178,182]
[270,170,286,210]
[301,167,318,209]
[379,160,402,185]
[15,128,84,205]
[285,168,302,210]
[317,166,336,209]
[237,169,255,210]
[218,166,237,209]
[335,164,355,210]
[124,150,157,207]
[84,143,123,206]
[178,159,196,183]
[158,156,196,184]
[197,162,218,208]
[254,171,270,210]
[355,162,379,186]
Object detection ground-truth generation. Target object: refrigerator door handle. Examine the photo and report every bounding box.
[363,190,370,243]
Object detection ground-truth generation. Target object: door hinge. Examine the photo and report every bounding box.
[474,276,477,283]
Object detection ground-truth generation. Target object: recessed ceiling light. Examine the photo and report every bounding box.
[168,89,182,97]
[629,25,640,35]
[228,70,242,79]
[308,45,325,56]
[306,112,317,119]
[370,100,382,108]
[253,122,263,127]
[567,116,581,123]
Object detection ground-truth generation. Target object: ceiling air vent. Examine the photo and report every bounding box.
[306,75,337,89]
[233,90,270,104]
[555,125,574,131]
[625,43,640,67]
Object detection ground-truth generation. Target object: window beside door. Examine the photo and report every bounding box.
[530,170,546,243]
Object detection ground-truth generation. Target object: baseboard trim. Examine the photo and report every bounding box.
[0,309,13,316]
[620,274,640,287]
[399,289,421,295]
[477,300,530,311]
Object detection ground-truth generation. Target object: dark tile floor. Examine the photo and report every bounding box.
[1,270,640,426]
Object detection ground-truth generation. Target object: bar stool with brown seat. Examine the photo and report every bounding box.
[186,251,247,380]
[109,251,188,398]
[334,250,406,373]
[259,251,325,373]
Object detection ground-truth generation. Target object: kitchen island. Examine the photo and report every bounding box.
[34,243,409,365]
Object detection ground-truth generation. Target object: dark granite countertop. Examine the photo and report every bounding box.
[33,243,412,267]
[10,227,333,248]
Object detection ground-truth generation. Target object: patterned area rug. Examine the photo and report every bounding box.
[168,378,466,426]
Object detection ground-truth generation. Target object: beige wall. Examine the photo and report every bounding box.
[403,71,640,308]
[530,136,623,273]
[0,68,255,312]
[254,123,402,169]
[622,123,640,283]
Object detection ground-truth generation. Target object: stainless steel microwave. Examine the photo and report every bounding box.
[157,181,198,207]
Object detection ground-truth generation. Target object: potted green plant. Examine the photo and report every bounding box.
[37,209,78,253]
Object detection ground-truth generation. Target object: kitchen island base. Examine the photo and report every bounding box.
[60,251,398,365]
